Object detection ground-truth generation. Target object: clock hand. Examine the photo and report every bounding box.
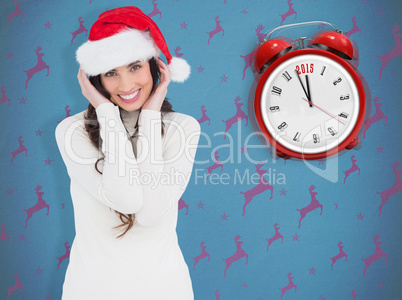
[301,97,346,125]
[295,70,312,107]
[305,75,313,107]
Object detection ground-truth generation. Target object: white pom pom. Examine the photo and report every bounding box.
[168,57,191,83]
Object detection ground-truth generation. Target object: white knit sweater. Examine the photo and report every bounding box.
[55,102,200,299]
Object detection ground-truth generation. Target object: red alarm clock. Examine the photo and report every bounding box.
[254,22,366,160]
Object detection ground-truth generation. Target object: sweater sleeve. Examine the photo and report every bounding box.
[55,103,200,226]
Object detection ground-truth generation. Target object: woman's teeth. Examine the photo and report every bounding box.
[119,90,139,100]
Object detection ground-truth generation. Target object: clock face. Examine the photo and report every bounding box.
[255,49,365,159]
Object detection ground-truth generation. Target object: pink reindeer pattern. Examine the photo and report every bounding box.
[147,0,162,19]
[215,290,221,300]
[343,155,360,184]
[57,241,71,270]
[377,161,402,216]
[363,96,387,139]
[206,151,223,179]
[240,24,267,80]
[0,86,10,106]
[362,235,387,278]
[280,0,297,26]
[0,223,10,243]
[330,241,348,270]
[6,273,24,300]
[345,16,362,38]
[6,0,23,28]
[240,161,273,216]
[207,17,224,45]
[57,105,72,123]
[178,198,189,215]
[352,290,358,300]
[192,241,210,270]
[266,223,283,252]
[279,272,297,300]
[378,25,402,79]
[70,17,88,45]
[222,96,248,139]
[174,46,183,58]
[24,46,49,89]
[10,136,27,164]
[23,185,50,228]
[198,105,211,125]
[297,185,323,228]
[222,234,248,277]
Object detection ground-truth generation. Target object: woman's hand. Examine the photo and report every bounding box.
[142,58,171,112]
[77,68,111,109]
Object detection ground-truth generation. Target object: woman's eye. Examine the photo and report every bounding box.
[131,65,141,71]
[105,72,116,77]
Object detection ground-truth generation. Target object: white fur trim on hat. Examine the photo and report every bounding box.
[168,57,191,83]
[76,28,160,76]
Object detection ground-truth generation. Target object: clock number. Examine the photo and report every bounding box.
[278,122,288,131]
[340,94,350,101]
[270,106,280,112]
[271,86,282,96]
[282,71,292,82]
[296,64,314,75]
[328,127,337,136]
[313,134,320,144]
[293,132,301,142]
[338,112,349,119]
[320,66,326,76]
[333,77,342,86]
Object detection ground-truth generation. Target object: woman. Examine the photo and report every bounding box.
[55,6,200,299]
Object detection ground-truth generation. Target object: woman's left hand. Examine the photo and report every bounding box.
[142,58,171,111]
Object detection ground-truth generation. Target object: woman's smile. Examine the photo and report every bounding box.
[118,89,141,103]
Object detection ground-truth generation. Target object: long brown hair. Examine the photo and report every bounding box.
[84,57,174,238]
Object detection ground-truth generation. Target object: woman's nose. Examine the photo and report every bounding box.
[118,74,134,92]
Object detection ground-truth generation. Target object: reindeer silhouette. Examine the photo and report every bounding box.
[178,198,189,215]
[23,185,50,228]
[362,96,387,139]
[378,25,402,79]
[57,241,71,270]
[222,96,248,139]
[174,46,183,58]
[70,16,88,45]
[330,241,348,270]
[6,273,24,300]
[352,290,358,300]
[377,161,402,216]
[24,46,49,89]
[222,234,248,277]
[206,151,223,179]
[0,223,10,243]
[345,16,361,38]
[266,223,283,252]
[215,290,221,300]
[343,155,360,184]
[279,272,297,300]
[297,185,323,228]
[147,0,162,19]
[240,24,267,80]
[198,105,211,125]
[280,0,297,26]
[57,105,72,123]
[207,17,224,45]
[362,235,387,278]
[0,86,10,106]
[192,241,210,270]
[6,0,23,28]
[10,136,27,164]
[240,161,273,216]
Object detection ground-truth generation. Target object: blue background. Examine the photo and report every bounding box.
[1,0,402,299]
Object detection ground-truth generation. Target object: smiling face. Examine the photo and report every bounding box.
[100,60,154,112]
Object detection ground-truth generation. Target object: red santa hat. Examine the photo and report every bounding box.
[76,6,190,82]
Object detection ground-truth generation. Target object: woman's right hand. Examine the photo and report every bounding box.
[77,68,111,109]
